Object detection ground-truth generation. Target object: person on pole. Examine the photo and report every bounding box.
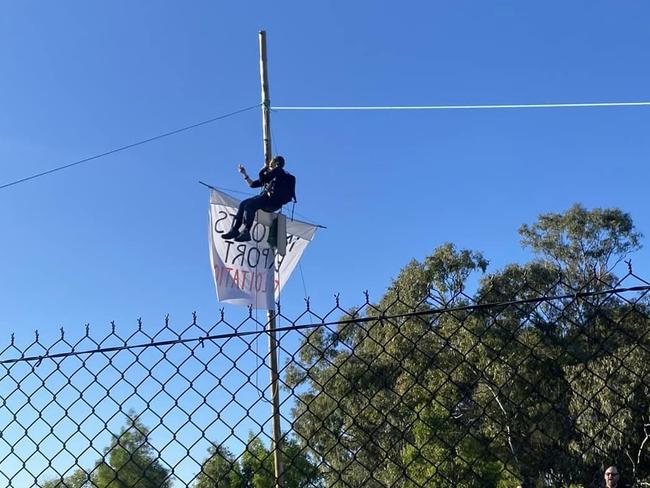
[221,155,296,243]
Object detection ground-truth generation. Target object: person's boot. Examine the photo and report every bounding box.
[221,227,240,239]
[234,229,251,242]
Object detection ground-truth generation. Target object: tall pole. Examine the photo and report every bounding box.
[259,30,284,488]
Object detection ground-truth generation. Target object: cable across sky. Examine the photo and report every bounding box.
[271,100,650,111]
[3,99,650,192]
[0,103,261,192]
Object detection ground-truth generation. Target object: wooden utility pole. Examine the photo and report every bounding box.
[259,30,284,488]
[260,32,273,167]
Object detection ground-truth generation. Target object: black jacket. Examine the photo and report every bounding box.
[251,167,285,204]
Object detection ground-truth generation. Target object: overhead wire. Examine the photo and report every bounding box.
[0,103,261,192]
[271,100,650,111]
[4,99,649,193]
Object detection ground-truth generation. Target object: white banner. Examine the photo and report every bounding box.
[208,189,318,310]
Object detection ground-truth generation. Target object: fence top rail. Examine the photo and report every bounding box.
[1,284,648,367]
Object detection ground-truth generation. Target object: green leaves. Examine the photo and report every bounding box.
[288,204,648,487]
[519,204,642,282]
[40,204,649,487]
[93,415,171,488]
[41,414,171,488]
[195,436,321,488]
[40,470,90,488]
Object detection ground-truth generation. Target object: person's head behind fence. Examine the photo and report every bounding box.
[604,465,620,487]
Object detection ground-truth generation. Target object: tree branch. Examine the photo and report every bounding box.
[484,381,519,467]
[637,421,650,467]
[625,449,636,482]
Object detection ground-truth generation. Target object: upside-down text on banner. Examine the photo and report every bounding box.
[208,189,317,310]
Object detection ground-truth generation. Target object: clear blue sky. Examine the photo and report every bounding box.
[1,1,649,483]
[2,0,649,341]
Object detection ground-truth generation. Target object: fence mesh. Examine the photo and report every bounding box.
[1,270,649,487]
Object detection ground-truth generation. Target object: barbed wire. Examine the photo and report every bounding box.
[3,283,647,366]
[1,273,649,487]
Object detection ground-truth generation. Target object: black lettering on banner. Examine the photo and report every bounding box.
[224,240,235,262]
[273,234,302,271]
[287,234,302,253]
[275,253,284,273]
[247,247,261,268]
[222,238,278,269]
[214,210,230,233]
[233,244,246,266]
[261,248,274,269]
[251,222,267,243]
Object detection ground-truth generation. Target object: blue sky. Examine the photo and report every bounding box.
[2,1,648,341]
[1,1,649,483]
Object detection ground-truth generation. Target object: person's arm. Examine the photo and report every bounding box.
[238,164,257,187]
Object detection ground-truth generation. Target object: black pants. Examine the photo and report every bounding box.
[232,194,281,232]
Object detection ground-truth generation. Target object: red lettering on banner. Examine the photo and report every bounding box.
[224,267,233,287]
[241,270,249,290]
[213,265,222,284]
[255,272,263,292]
[214,264,278,298]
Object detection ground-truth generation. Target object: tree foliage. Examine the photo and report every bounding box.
[92,415,172,488]
[194,445,243,488]
[194,435,321,488]
[287,205,649,487]
[40,415,171,488]
[40,469,90,488]
[519,203,641,284]
[38,204,649,488]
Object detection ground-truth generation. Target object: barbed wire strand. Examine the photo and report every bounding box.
[3,283,648,366]
[0,103,261,192]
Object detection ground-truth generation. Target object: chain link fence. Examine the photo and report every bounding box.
[1,270,649,487]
